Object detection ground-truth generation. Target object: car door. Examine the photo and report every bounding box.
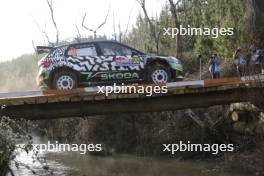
[66,43,103,83]
[97,42,144,82]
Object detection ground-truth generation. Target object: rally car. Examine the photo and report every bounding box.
[37,41,183,90]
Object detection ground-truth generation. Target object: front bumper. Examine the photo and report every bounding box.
[169,63,184,81]
[36,70,51,90]
[169,62,183,72]
[173,70,184,81]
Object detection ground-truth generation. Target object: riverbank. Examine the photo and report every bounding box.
[39,107,232,156]
[32,106,264,175]
[2,104,264,175]
[0,117,33,176]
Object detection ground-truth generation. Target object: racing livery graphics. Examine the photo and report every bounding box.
[37,41,184,90]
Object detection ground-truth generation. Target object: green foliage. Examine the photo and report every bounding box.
[182,0,248,59]
[126,0,250,72]
[0,117,32,174]
[125,14,153,53]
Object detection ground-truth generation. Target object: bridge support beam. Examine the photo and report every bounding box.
[0,87,263,120]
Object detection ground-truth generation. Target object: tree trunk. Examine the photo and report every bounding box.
[137,0,160,54]
[245,0,264,47]
[168,0,182,58]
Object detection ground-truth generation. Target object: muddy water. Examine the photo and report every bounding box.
[10,136,246,176]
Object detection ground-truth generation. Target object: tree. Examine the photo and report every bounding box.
[136,0,161,54]
[32,0,60,46]
[246,0,264,48]
[81,5,111,40]
[168,0,182,57]
[46,0,59,46]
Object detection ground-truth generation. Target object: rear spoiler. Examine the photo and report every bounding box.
[36,46,53,54]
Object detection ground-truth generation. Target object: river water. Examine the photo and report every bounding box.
[9,136,246,176]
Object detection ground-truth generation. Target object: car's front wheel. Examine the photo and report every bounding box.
[52,70,77,90]
[148,65,171,84]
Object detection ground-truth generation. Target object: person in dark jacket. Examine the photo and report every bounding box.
[208,54,221,79]
[233,48,246,76]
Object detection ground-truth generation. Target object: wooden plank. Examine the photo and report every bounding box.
[43,88,85,96]
[84,87,99,95]
[0,91,42,99]
[167,80,204,89]
[106,94,118,100]
[151,92,167,98]
[56,96,71,102]
[117,93,140,99]
[36,96,48,104]
[138,93,151,98]
[83,95,95,101]
[5,98,26,106]
[70,96,83,102]
[47,96,60,103]
[169,88,185,95]
[94,94,106,101]
[216,85,238,91]
[184,88,204,94]
[204,77,240,86]
[185,84,204,89]
[133,83,166,88]
[0,78,263,109]
[4,86,262,120]
[23,97,37,105]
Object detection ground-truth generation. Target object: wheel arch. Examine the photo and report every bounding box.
[145,58,171,79]
[49,66,80,87]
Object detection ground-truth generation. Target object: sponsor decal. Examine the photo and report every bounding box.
[132,56,141,64]
[101,72,140,80]
[115,56,141,66]
[81,72,93,80]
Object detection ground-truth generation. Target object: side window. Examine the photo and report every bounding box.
[68,44,97,57]
[98,43,132,56]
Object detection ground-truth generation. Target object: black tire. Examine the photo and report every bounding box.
[147,65,171,84]
[52,70,78,90]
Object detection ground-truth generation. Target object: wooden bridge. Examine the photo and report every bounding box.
[1,75,264,120]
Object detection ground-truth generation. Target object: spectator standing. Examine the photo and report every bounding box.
[213,53,221,79]
[233,48,246,76]
[249,45,262,74]
[208,56,215,79]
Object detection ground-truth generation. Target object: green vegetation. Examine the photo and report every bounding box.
[126,0,263,70]
[0,117,33,175]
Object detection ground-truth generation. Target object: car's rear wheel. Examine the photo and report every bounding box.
[148,65,171,84]
[52,70,77,90]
